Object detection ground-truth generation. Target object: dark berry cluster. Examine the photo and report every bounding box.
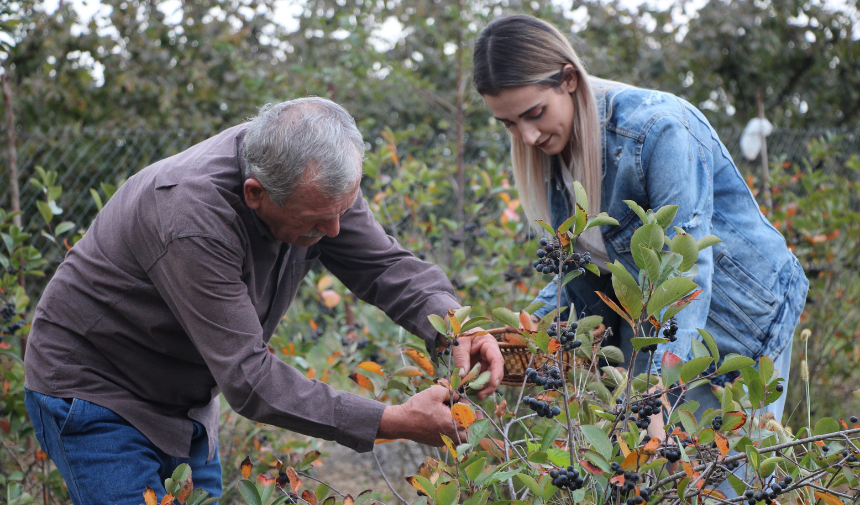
[630,395,662,430]
[550,466,584,490]
[744,476,792,505]
[610,464,648,501]
[1,302,15,322]
[547,322,583,352]
[526,365,563,390]
[711,414,722,431]
[662,446,682,463]
[661,318,679,342]
[522,395,561,419]
[532,238,591,276]
[843,449,859,463]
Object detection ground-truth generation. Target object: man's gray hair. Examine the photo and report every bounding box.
[243,97,365,206]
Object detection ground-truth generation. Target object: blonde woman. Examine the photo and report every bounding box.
[473,14,807,423]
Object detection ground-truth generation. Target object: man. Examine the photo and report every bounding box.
[23,97,504,503]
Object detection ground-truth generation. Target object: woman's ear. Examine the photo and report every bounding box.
[562,64,578,94]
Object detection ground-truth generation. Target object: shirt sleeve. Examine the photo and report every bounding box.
[532,275,571,320]
[640,114,715,372]
[148,235,386,453]
[317,192,461,356]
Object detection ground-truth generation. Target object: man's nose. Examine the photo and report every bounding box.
[317,218,340,237]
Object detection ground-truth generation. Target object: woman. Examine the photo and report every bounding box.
[473,14,807,421]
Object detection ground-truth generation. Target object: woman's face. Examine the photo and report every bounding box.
[483,69,578,158]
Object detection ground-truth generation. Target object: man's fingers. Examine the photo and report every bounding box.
[452,337,473,377]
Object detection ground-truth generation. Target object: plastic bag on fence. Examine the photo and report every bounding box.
[740,117,773,160]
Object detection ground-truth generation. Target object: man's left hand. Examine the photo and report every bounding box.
[451,328,504,400]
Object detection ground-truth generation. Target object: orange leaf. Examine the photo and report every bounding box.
[519,310,533,332]
[404,349,435,375]
[240,456,252,479]
[309,320,318,331]
[160,494,175,505]
[35,449,48,462]
[258,471,276,487]
[462,366,482,383]
[479,438,509,459]
[548,338,561,353]
[494,399,508,418]
[349,373,375,393]
[321,289,341,308]
[579,459,604,476]
[177,475,194,504]
[703,489,727,499]
[815,491,844,505]
[451,404,476,428]
[595,291,633,326]
[502,333,528,345]
[673,289,703,307]
[0,342,9,350]
[406,476,429,495]
[641,437,661,456]
[306,368,316,379]
[682,462,694,479]
[610,475,625,487]
[375,438,396,444]
[621,452,639,470]
[144,486,157,505]
[343,495,355,505]
[282,343,295,356]
[302,490,319,505]
[358,361,384,376]
[714,432,730,458]
[286,466,302,493]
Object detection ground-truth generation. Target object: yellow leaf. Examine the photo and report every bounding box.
[144,486,157,505]
[618,438,631,458]
[441,434,458,458]
[358,361,384,376]
[349,373,376,393]
[451,404,476,428]
[447,309,462,335]
[815,492,844,505]
[404,349,435,376]
[406,476,428,495]
[316,275,334,292]
[240,456,252,479]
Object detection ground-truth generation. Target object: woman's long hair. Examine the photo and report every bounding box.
[474,15,620,229]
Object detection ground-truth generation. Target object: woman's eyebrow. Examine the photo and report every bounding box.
[493,103,542,122]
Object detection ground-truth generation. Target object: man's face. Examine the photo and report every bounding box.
[245,180,359,247]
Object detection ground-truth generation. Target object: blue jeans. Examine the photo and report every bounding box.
[25,389,222,504]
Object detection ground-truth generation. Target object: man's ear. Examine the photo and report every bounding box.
[243,178,267,210]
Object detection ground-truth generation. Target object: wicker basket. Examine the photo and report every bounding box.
[490,328,579,387]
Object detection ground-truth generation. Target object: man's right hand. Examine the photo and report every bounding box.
[376,385,467,446]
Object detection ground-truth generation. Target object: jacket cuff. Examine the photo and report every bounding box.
[334,393,387,453]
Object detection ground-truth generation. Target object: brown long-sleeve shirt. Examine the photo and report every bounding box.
[24,124,460,461]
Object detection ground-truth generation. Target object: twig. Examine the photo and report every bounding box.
[371,450,409,505]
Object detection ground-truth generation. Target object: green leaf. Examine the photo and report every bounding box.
[727,472,746,496]
[597,346,625,364]
[606,261,643,319]
[491,307,520,330]
[697,329,720,362]
[515,474,543,497]
[461,317,492,333]
[759,355,775,383]
[680,356,714,383]
[468,419,492,447]
[630,337,668,350]
[541,423,562,452]
[669,232,698,272]
[547,448,571,468]
[697,235,722,251]
[640,246,662,285]
[536,220,555,236]
[760,457,785,477]
[573,180,588,214]
[89,188,104,211]
[630,224,665,271]
[558,214,578,235]
[814,417,841,436]
[678,409,698,435]
[561,269,583,287]
[717,355,756,375]
[427,314,448,335]
[657,251,683,284]
[661,352,683,387]
[463,490,490,505]
[646,277,697,318]
[435,481,459,505]
[524,301,546,315]
[171,463,192,483]
[454,306,472,324]
[624,200,648,224]
[531,332,550,354]
[36,201,53,225]
[54,221,76,235]
[580,424,613,460]
[584,263,600,276]
[721,385,734,413]
[584,212,619,231]
[573,204,587,235]
[655,205,679,229]
[237,480,262,505]
[690,338,710,359]
[469,371,492,391]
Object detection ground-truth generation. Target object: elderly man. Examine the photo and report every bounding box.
[23,97,503,503]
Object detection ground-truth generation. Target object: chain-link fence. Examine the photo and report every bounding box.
[1,126,858,272]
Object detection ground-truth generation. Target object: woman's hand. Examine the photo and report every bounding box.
[452,328,504,400]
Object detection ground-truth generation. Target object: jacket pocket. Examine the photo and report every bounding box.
[39,394,79,436]
[708,253,779,354]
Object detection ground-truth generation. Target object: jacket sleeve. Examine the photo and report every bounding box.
[640,113,716,372]
[318,191,460,356]
[532,275,572,320]
[148,236,387,453]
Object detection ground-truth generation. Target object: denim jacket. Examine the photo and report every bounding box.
[533,86,808,372]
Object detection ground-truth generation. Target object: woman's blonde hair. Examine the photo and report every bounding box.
[473,15,619,229]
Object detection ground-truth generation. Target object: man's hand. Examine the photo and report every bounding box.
[452,329,504,400]
[377,385,467,445]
